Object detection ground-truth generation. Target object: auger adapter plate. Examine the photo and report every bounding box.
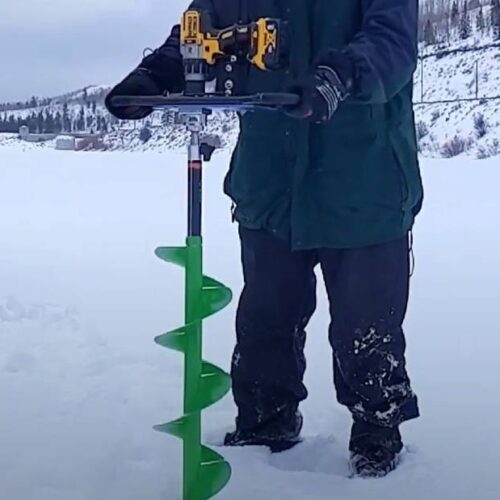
[110,92,299,112]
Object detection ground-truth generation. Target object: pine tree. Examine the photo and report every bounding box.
[77,106,85,131]
[477,5,486,33]
[459,1,472,39]
[8,115,16,133]
[492,0,500,39]
[36,111,44,133]
[62,102,70,132]
[451,0,460,27]
[54,111,63,133]
[44,111,55,133]
[424,19,437,44]
[27,112,37,133]
[100,117,109,133]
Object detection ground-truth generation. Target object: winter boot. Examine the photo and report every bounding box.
[349,419,403,478]
[224,409,303,453]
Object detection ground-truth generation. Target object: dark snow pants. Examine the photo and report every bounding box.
[232,227,419,431]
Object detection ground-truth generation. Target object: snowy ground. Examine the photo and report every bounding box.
[1,145,500,500]
[414,44,500,158]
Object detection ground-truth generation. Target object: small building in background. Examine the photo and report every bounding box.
[19,126,30,140]
[55,135,76,151]
[75,135,104,151]
[18,126,56,143]
[18,126,104,151]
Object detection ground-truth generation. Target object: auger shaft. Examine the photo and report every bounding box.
[184,119,205,499]
[187,128,202,238]
[185,117,204,413]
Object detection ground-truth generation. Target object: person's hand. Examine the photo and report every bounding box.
[105,68,161,120]
[284,65,348,123]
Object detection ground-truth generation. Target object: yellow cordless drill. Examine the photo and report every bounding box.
[180,9,286,95]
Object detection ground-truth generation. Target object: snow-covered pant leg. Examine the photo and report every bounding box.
[233,227,317,431]
[319,235,420,428]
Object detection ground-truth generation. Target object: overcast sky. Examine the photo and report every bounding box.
[0,0,186,102]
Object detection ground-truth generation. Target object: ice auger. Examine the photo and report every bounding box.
[152,104,233,500]
[110,8,297,500]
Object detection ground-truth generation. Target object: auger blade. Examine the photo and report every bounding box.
[154,416,186,438]
[154,326,186,352]
[196,361,232,411]
[155,234,232,499]
[194,446,232,500]
[202,277,233,318]
[156,246,187,267]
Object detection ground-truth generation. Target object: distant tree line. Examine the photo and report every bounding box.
[0,86,109,113]
[0,102,111,134]
[0,96,53,113]
[420,0,500,46]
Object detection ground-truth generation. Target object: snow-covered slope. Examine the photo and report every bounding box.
[414,43,500,158]
[1,144,500,500]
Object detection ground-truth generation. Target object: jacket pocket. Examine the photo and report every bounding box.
[391,144,410,209]
[389,127,423,214]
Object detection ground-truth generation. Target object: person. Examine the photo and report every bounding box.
[106,0,423,478]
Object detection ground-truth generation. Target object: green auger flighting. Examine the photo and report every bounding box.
[112,8,295,500]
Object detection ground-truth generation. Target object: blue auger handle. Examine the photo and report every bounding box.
[110,92,300,111]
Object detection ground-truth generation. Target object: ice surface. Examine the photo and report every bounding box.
[1,144,500,499]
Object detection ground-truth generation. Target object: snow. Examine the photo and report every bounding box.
[414,43,500,157]
[1,144,500,500]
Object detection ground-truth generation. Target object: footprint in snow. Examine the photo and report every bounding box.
[269,435,350,477]
[0,297,79,331]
